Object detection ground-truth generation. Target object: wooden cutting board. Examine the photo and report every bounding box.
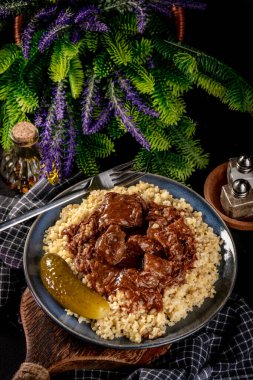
[12,288,171,380]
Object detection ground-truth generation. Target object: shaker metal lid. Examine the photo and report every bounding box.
[232,179,250,198]
[236,154,253,173]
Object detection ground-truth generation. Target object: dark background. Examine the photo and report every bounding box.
[1,1,253,379]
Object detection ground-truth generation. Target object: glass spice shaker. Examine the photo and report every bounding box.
[0,121,41,193]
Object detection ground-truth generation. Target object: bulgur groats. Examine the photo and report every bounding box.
[43,182,222,343]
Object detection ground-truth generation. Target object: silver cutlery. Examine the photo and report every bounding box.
[0,161,147,232]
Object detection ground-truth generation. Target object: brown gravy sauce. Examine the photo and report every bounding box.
[62,192,196,312]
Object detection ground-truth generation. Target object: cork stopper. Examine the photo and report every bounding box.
[11,122,38,146]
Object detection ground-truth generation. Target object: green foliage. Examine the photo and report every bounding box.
[134,149,196,183]
[0,4,253,183]
[84,31,99,52]
[109,13,138,36]
[0,44,21,74]
[68,57,84,99]
[132,38,153,65]
[107,117,126,140]
[102,32,132,66]
[135,113,171,151]
[85,133,115,158]
[168,124,209,170]
[75,133,115,175]
[152,79,186,125]
[126,64,155,94]
[93,52,113,78]
[49,39,79,82]
[75,137,100,176]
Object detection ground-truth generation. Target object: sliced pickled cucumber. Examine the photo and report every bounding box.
[40,253,110,319]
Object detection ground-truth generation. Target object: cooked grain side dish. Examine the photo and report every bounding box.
[43,182,222,343]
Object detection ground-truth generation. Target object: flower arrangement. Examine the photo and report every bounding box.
[0,0,253,183]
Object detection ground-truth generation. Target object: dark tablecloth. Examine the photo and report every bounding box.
[1,175,253,380]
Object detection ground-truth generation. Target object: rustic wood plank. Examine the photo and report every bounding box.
[18,288,170,375]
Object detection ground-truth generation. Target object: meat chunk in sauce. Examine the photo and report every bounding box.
[62,192,196,312]
[95,225,127,266]
[98,192,146,228]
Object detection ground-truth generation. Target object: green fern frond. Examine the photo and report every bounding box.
[84,133,115,158]
[195,72,226,100]
[106,117,126,140]
[152,80,186,126]
[198,54,253,113]
[68,56,84,99]
[153,37,179,61]
[102,32,132,66]
[110,13,138,35]
[160,66,193,96]
[0,44,21,75]
[132,38,153,65]
[169,125,209,170]
[165,40,253,114]
[49,39,78,82]
[223,76,253,112]
[177,117,197,139]
[145,128,170,151]
[93,52,113,78]
[0,71,13,101]
[154,151,196,182]
[126,64,155,94]
[134,149,195,182]
[147,14,171,36]
[13,80,38,113]
[0,99,28,149]
[84,31,99,52]
[75,137,100,176]
[173,52,198,76]
[135,113,171,151]
[24,54,48,94]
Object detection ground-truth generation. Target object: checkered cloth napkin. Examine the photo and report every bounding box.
[1,176,253,380]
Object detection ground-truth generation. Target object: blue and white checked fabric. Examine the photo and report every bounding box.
[1,176,253,380]
[0,173,84,308]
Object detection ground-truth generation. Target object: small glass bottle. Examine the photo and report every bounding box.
[0,121,41,193]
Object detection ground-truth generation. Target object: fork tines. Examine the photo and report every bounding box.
[110,160,148,187]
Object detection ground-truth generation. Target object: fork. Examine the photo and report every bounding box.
[0,161,147,232]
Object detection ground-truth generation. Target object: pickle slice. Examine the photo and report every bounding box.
[40,253,110,319]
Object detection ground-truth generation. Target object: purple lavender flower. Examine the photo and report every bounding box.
[148,57,155,69]
[54,82,66,121]
[22,21,37,59]
[63,109,76,177]
[129,0,147,34]
[109,81,150,150]
[75,5,108,33]
[52,127,64,180]
[173,0,207,10]
[150,0,206,15]
[117,75,159,118]
[0,9,11,18]
[70,29,82,44]
[81,76,98,134]
[39,106,55,175]
[89,105,112,134]
[149,1,172,16]
[22,6,58,59]
[38,9,73,53]
[34,107,48,128]
[74,5,100,24]
[79,19,109,33]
